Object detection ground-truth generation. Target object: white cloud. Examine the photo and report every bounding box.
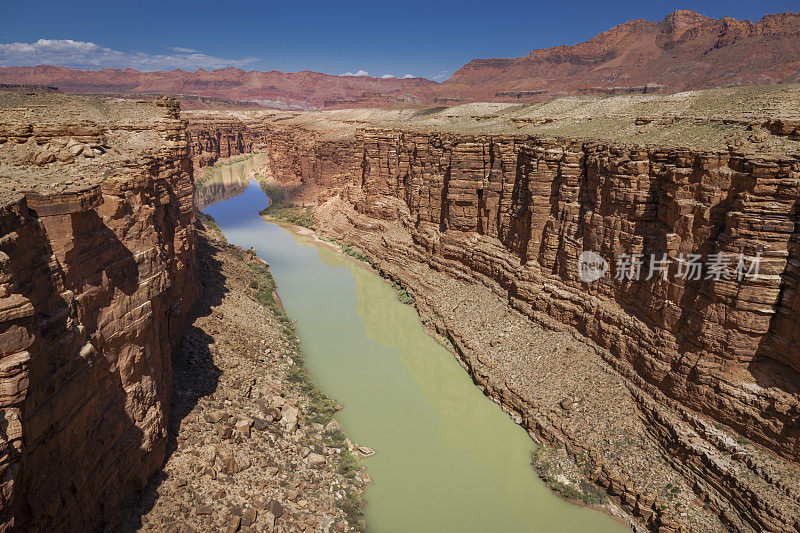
[341,69,369,77]
[430,70,450,82]
[402,74,416,79]
[380,74,395,78]
[0,38,259,71]
[170,46,200,54]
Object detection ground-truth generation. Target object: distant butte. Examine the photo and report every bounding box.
[441,10,800,101]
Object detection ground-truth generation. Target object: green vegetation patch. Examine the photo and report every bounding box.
[260,205,316,229]
[257,180,316,229]
[389,279,414,305]
[337,491,366,532]
[431,331,455,352]
[340,243,370,263]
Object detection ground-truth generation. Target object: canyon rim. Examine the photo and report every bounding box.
[1,5,800,533]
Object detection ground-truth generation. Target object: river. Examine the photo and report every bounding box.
[199,155,627,533]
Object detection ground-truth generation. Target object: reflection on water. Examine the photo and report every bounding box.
[203,175,626,533]
[194,153,270,210]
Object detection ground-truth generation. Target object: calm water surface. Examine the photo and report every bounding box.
[201,158,626,533]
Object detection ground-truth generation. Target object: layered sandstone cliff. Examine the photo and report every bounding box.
[333,131,800,531]
[347,130,800,457]
[0,93,197,530]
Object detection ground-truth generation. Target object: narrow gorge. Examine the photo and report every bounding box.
[185,103,800,532]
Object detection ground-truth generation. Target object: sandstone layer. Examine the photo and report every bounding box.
[0,93,198,530]
[184,101,800,531]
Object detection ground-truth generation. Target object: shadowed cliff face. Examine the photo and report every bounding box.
[0,94,198,530]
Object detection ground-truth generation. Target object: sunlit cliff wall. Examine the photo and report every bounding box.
[347,130,799,461]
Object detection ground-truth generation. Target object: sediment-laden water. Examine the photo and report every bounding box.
[200,158,626,532]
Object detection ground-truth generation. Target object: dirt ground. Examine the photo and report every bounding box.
[184,83,800,153]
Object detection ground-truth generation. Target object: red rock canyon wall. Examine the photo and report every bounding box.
[346,130,800,461]
[0,98,198,530]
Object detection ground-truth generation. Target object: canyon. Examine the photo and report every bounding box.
[3,11,799,108]
[1,80,799,532]
[0,94,365,532]
[184,87,800,532]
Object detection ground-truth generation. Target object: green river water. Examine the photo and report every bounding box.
[200,155,626,533]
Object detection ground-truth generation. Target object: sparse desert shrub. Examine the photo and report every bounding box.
[341,243,370,263]
[260,205,315,229]
[337,491,366,532]
[337,449,360,478]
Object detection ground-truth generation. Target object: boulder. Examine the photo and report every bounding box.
[307,453,327,469]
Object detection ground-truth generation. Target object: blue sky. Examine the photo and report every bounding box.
[0,0,797,80]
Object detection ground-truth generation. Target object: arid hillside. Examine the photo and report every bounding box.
[440,10,800,102]
[0,65,436,109]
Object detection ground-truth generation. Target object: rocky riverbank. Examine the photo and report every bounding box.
[121,219,367,533]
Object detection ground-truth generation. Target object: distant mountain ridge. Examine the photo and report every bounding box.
[1,10,799,108]
[439,10,800,101]
[0,65,436,109]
